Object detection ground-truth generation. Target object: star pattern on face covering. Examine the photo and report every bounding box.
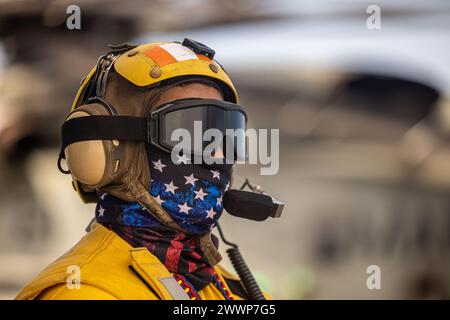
[153,159,166,172]
[96,142,232,235]
[206,207,216,220]
[178,202,192,214]
[177,154,190,165]
[210,170,220,180]
[194,188,208,201]
[98,205,105,217]
[154,195,165,205]
[184,173,198,186]
[217,195,223,207]
[141,145,232,233]
[164,181,178,194]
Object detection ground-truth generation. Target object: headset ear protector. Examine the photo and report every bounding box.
[57,48,134,202]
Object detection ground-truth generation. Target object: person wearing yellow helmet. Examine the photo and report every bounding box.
[15,39,270,300]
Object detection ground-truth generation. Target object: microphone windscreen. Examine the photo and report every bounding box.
[223,190,274,221]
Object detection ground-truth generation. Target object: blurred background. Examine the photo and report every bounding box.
[1,0,450,299]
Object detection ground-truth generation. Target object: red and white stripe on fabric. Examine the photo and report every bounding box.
[144,43,212,67]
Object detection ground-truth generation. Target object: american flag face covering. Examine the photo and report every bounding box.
[146,142,232,234]
[95,143,232,290]
[95,143,232,235]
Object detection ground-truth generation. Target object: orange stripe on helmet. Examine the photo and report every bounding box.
[144,46,177,67]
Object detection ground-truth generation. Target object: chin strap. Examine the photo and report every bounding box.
[125,177,222,266]
[197,232,222,266]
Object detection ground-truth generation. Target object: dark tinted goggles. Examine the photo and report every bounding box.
[149,99,247,163]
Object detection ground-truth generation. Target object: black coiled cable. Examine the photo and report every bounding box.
[216,222,266,300]
[226,246,266,300]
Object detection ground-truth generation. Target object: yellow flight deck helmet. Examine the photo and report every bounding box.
[61,39,239,204]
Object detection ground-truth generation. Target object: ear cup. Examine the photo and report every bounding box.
[64,103,122,188]
[65,110,106,185]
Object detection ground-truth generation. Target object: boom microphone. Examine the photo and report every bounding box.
[223,189,284,221]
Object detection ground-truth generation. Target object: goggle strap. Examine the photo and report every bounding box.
[59,115,148,159]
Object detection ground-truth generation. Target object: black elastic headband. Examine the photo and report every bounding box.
[59,116,147,159]
[59,99,247,172]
